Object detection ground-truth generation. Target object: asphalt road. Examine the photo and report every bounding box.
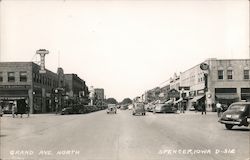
[0,110,249,160]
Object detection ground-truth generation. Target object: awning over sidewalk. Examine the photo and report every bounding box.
[190,95,205,103]
[165,99,174,104]
[174,98,183,104]
[215,93,239,100]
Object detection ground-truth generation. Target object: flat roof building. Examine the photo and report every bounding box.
[0,62,59,113]
[180,58,250,111]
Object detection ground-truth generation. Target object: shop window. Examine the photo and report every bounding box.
[8,72,15,82]
[241,88,250,101]
[244,70,249,80]
[227,70,233,80]
[218,70,223,80]
[0,72,3,82]
[20,71,27,82]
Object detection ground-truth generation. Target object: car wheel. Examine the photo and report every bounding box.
[225,124,234,130]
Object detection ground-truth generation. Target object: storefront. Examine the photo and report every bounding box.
[215,88,239,106]
[0,85,30,113]
[241,88,250,102]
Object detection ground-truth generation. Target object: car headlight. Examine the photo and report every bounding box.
[232,114,240,119]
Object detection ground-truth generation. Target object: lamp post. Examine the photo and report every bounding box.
[200,62,210,110]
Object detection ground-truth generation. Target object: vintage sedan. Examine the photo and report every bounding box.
[218,102,250,130]
[132,102,146,116]
[153,103,177,113]
[107,104,117,114]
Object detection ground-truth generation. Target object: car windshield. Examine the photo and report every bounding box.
[228,104,246,111]
[108,104,116,108]
[135,104,144,109]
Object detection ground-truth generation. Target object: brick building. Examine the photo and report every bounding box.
[0,62,59,113]
[64,74,89,104]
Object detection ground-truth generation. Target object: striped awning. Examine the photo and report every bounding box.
[190,95,205,103]
[216,93,238,100]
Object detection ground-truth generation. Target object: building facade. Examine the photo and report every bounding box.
[94,88,104,105]
[0,62,59,113]
[64,74,89,104]
[180,58,250,110]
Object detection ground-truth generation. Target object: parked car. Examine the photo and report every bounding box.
[120,104,128,110]
[0,107,3,117]
[107,104,117,114]
[132,102,146,116]
[218,102,250,130]
[145,103,155,112]
[153,103,177,113]
[61,107,75,115]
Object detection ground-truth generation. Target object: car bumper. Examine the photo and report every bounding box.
[218,120,241,125]
[107,111,116,113]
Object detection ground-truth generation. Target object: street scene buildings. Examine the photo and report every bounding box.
[141,58,250,112]
[0,61,104,114]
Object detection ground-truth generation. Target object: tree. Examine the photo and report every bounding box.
[106,98,118,104]
[121,98,132,104]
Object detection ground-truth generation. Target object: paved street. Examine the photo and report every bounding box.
[0,110,249,160]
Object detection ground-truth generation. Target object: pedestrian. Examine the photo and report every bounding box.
[193,102,198,113]
[17,99,26,118]
[180,102,185,113]
[12,104,17,118]
[201,102,206,115]
[26,105,30,117]
[216,101,222,117]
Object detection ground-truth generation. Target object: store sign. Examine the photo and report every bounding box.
[197,89,205,95]
[0,97,27,100]
[200,63,209,70]
[0,85,30,89]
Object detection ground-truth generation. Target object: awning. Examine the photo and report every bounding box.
[216,94,239,100]
[190,95,205,103]
[165,99,174,104]
[174,98,183,104]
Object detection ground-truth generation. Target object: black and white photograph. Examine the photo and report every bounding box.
[0,0,249,160]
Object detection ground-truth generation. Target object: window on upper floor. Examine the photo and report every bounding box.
[227,70,233,80]
[20,71,27,82]
[8,72,15,82]
[218,70,223,80]
[0,72,3,82]
[244,70,249,80]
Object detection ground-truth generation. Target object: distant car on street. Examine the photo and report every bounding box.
[153,103,177,113]
[218,102,250,130]
[132,102,146,116]
[107,104,117,114]
[120,104,128,110]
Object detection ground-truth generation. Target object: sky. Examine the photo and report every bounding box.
[0,0,249,102]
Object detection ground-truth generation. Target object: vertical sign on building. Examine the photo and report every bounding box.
[36,49,49,74]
